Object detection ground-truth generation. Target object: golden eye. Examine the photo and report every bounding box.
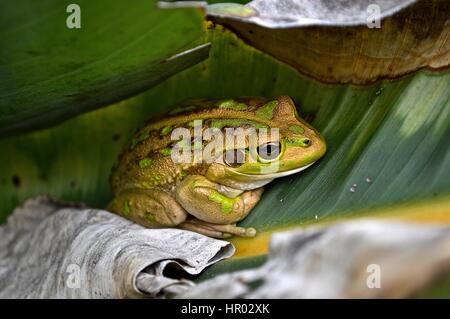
[224,149,246,167]
[257,142,281,161]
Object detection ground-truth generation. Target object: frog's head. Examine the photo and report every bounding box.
[206,96,327,190]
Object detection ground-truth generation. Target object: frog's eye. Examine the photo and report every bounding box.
[224,149,246,167]
[257,142,281,162]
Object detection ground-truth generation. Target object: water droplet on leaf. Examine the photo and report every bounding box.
[375,88,384,96]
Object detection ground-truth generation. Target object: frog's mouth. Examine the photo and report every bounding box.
[257,162,315,179]
[235,161,316,181]
[222,161,316,191]
[231,161,316,178]
[208,161,317,191]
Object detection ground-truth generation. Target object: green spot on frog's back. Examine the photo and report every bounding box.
[131,131,150,149]
[160,126,172,136]
[211,119,267,130]
[142,174,163,188]
[159,148,172,156]
[289,125,305,134]
[139,158,152,169]
[123,200,130,216]
[255,100,278,120]
[208,190,236,214]
[217,99,248,111]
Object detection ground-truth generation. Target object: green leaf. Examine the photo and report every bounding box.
[0,0,208,137]
[1,13,449,285]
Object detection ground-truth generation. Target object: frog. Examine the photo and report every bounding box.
[107,95,326,238]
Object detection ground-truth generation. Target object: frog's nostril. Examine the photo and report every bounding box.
[302,138,311,146]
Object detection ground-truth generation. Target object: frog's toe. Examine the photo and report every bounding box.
[179,221,233,239]
[179,218,256,238]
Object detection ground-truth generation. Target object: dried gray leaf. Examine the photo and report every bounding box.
[0,196,234,299]
[179,220,450,298]
[159,0,417,28]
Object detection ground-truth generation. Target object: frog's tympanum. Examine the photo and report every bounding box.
[108,96,326,238]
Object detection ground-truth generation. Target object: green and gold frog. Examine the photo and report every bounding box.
[108,96,326,238]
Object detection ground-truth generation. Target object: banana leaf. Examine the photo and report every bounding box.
[0,0,449,293]
[0,0,207,136]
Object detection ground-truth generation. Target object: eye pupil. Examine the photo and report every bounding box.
[257,142,281,161]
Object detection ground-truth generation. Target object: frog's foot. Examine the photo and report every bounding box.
[107,188,187,228]
[175,175,263,225]
[179,218,256,239]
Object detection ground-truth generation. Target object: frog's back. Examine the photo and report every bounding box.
[110,97,280,195]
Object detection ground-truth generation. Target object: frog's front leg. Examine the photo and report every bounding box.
[107,188,187,228]
[175,175,263,238]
